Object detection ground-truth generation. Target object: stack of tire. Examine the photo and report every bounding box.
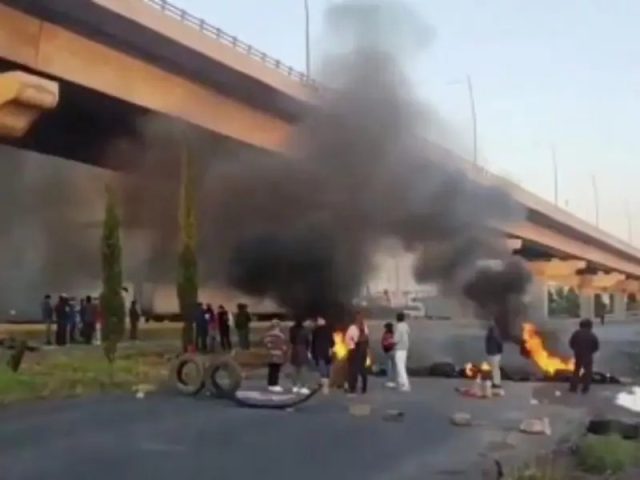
[171,353,243,398]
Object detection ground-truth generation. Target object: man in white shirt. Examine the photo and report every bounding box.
[393,312,411,392]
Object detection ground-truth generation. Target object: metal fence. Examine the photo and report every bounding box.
[142,0,318,87]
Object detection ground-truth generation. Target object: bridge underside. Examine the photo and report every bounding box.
[0,59,263,167]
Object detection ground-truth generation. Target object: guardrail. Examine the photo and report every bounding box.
[143,0,318,87]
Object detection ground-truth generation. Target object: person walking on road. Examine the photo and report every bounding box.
[289,317,312,395]
[393,312,411,392]
[235,303,252,350]
[345,311,370,395]
[264,320,288,392]
[217,305,232,352]
[312,317,334,395]
[485,324,503,390]
[381,322,396,388]
[569,318,600,394]
[41,294,54,345]
[129,300,141,341]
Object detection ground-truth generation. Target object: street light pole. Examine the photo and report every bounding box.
[551,145,558,206]
[625,200,633,243]
[304,0,311,77]
[466,75,478,165]
[592,174,600,228]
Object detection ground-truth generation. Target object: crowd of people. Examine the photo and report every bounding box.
[40,294,107,346]
[262,311,413,396]
[191,302,252,353]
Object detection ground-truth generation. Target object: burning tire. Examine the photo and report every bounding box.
[204,357,243,398]
[171,353,205,396]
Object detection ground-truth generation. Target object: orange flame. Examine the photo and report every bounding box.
[522,322,574,375]
[464,361,492,378]
[332,332,349,361]
[332,331,371,367]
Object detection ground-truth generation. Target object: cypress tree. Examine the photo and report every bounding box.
[100,185,125,364]
[177,147,198,351]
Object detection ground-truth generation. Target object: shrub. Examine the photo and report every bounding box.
[577,434,640,475]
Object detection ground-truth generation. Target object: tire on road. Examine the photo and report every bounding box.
[171,353,205,396]
[204,357,243,398]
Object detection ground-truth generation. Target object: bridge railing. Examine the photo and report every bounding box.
[143,0,318,88]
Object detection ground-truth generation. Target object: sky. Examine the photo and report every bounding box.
[171,0,640,243]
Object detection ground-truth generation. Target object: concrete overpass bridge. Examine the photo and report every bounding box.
[0,0,638,319]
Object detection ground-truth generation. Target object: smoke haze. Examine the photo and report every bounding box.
[0,0,531,329]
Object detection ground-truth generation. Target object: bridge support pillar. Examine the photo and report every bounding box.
[529,279,548,321]
[579,293,594,320]
[612,292,627,321]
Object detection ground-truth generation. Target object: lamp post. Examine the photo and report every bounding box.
[625,199,633,243]
[466,75,478,166]
[304,0,311,77]
[592,174,600,228]
[551,145,559,206]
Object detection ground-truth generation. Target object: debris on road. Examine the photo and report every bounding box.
[450,412,473,426]
[382,409,405,422]
[519,417,551,435]
[349,404,371,416]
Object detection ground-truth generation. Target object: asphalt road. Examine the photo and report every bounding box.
[1,320,638,480]
[3,373,634,480]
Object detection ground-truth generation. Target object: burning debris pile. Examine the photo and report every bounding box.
[424,321,621,385]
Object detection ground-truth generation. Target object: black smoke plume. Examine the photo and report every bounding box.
[106,0,532,326]
[0,1,533,326]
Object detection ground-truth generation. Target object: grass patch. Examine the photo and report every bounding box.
[507,455,567,480]
[576,434,640,475]
[0,348,171,405]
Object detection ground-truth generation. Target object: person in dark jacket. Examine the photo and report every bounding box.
[81,296,96,344]
[263,320,288,392]
[311,317,334,395]
[129,300,141,341]
[41,294,54,345]
[235,303,252,350]
[204,303,216,352]
[194,302,208,352]
[569,318,600,394]
[289,318,312,395]
[217,305,232,351]
[54,295,68,346]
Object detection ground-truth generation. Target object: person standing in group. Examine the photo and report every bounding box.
[192,302,208,352]
[569,318,600,394]
[82,296,96,344]
[485,324,503,390]
[129,300,141,341]
[381,322,396,388]
[217,305,232,352]
[312,317,334,395]
[289,317,312,395]
[345,311,369,395]
[393,312,411,392]
[204,303,216,352]
[41,294,54,345]
[235,303,252,350]
[68,297,78,344]
[54,295,68,346]
[264,320,288,392]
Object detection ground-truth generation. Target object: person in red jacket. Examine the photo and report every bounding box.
[263,320,288,393]
[381,322,396,388]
